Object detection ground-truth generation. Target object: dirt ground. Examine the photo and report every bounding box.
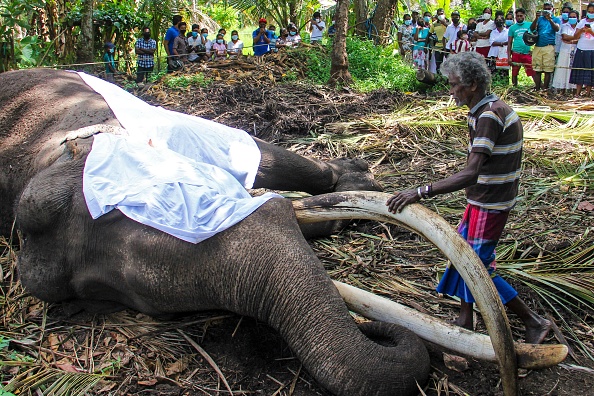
[2,68,593,396]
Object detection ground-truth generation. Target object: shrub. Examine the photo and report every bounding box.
[303,38,420,92]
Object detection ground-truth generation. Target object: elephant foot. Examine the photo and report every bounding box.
[334,172,383,193]
[323,157,382,193]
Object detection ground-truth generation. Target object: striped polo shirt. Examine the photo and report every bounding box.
[465,94,523,211]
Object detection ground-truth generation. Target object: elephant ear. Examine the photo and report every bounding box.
[17,150,84,235]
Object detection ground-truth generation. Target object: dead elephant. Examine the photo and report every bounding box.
[0,69,430,396]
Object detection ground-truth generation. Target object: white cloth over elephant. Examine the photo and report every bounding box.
[78,72,279,243]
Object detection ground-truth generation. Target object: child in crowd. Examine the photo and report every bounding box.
[200,28,212,61]
[212,33,227,60]
[269,25,278,53]
[453,30,471,54]
[413,20,429,70]
[103,42,116,83]
[187,24,203,62]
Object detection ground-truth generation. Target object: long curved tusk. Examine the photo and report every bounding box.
[292,191,519,396]
[333,280,567,369]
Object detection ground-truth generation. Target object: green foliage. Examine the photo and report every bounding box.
[163,72,211,88]
[204,4,240,31]
[305,38,420,92]
[14,36,42,67]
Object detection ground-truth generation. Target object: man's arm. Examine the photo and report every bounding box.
[386,152,488,213]
[163,39,171,56]
[507,35,513,63]
[530,14,539,31]
[547,14,560,32]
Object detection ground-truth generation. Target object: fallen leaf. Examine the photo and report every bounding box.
[56,363,81,373]
[48,333,60,351]
[578,201,594,211]
[166,356,190,376]
[138,379,158,386]
[443,352,469,372]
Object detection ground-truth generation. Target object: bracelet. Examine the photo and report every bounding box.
[420,184,432,199]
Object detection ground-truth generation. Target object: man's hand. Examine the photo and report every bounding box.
[386,189,420,214]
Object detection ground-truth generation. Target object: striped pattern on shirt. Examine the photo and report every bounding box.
[465,94,523,210]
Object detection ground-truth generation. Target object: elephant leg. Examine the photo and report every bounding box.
[252,137,382,195]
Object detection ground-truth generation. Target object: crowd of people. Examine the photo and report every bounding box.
[113,13,335,84]
[398,2,594,96]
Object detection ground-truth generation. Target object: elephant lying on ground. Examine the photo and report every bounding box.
[0,69,429,396]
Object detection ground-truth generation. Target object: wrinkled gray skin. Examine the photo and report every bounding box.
[0,69,430,396]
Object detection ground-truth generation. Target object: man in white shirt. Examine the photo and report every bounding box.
[444,11,467,53]
[310,11,326,43]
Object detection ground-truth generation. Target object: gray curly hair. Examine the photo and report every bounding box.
[440,52,491,93]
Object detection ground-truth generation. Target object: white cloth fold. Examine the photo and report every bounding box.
[77,72,280,244]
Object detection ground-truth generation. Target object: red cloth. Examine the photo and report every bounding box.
[475,46,490,57]
[511,52,535,77]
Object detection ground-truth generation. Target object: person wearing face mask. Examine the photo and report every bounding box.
[200,28,212,61]
[103,42,116,83]
[444,11,467,54]
[556,5,573,56]
[412,19,430,69]
[430,8,449,73]
[287,23,302,46]
[187,24,202,63]
[227,30,244,59]
[328,19,336,37]
[530,1,561,90]
[507,8,536,87]
[173,22,189,63]
[309,11,325,44]
[253,18,273,56]
[276,28,290,49]
[268,25,278,52]
[489,16,511,84]
[398,14,415,60]
[552,10,579,93]
[569,2,594,97]
[164,15,182,73]
[135,27,156,83]
[475,7,495,58]
[212,33,227,61]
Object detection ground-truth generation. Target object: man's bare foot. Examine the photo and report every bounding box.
[524,319,552,344]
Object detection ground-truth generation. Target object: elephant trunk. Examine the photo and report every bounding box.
[210,199,430,396]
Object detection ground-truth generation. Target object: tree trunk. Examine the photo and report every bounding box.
[77,0,94,65]
[370,0,398,45]
[328,0,352,87]
[353,0,368,37]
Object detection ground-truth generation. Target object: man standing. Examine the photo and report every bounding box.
[135,27,156,84]
[430,8,449,73]
[507,8,536,87]
[530,2,561,90]
[253,18,272,56]
[309,11,326,44]
[444,11,466,54]
[103,42,116,83]
[386,52,551,345]
[164,15,182,73]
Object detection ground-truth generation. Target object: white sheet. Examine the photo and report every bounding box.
[77,72,280,244]
[77,72,260,188]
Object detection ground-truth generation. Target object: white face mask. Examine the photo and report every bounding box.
[438,15,445,21]
[483,13,491,20]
